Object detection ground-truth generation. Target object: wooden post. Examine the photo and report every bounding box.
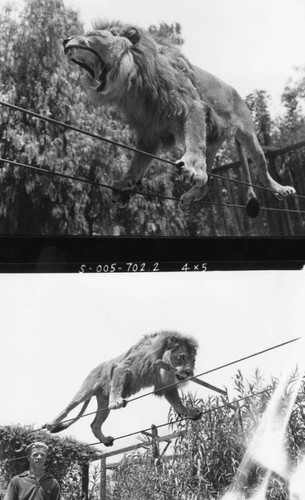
[151,425,159,459]
[81,463,89,500]
[151,424,161,471]
[100,456,106,500]
[268,155,294,235]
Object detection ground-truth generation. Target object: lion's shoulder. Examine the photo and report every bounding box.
[116,331,198,396]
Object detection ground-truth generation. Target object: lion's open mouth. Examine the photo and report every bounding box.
[64,45,108,93]
[175,373,189,382]
[70,56,95,79]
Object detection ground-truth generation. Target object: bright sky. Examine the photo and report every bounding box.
[64,0,305,111]
[0,270,304,459]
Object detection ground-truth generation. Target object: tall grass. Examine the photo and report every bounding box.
[108,371,305,500]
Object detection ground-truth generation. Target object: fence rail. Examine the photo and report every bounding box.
[99,428,184,500]
[212,139,305,174]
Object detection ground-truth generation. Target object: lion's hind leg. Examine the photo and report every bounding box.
[235,139,260,218]
[45,378,99,433]
[236,129,296,201]
[111,139,159,206]
[90,389,114,447]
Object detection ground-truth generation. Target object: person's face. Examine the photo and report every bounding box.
[29,448,47,468]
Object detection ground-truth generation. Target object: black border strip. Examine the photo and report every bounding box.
[0,237,303,272]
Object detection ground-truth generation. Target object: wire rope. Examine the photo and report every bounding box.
[26,336,299,434]
[2,157,305,215]
[1,100,305,202]
[5,387,273,461]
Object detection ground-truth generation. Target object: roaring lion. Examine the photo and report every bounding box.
[62,20,295,216]
[44,331,201,446]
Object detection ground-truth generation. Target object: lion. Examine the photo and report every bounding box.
[44,331,201,446]
[62,20,295,216]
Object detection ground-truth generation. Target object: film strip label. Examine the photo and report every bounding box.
[79,262,208,273]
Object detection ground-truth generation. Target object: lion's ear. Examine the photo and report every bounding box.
[165,336,179,351]
[121,27,140,45]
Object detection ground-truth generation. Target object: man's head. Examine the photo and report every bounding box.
[26,442,49,469]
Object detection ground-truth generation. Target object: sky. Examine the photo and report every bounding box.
[62,0,305,113]
[0,269,304,461]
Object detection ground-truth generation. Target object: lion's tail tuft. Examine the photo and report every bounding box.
[49,422,71,433]
[48,399,91,434]
[245,197,260,218]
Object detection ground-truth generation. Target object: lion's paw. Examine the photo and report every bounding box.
[186,407,203,421]
[273,184,296,201]
[103,436,115,447]
[112,178,139,206]
[111,189,132,207]
[179,184,210,210]
[113,178,134,191]
[109,396,126,410]
[176,154,208,187]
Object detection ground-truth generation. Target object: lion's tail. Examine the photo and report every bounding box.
[49,399,91,434]
[235,139,260,218]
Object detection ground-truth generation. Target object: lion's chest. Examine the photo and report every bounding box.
[123,96,183,138]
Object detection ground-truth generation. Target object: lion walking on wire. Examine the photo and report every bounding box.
[44,331,201,446]
[62,20,295,216]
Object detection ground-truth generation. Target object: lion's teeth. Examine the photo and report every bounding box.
[89,83,99,90]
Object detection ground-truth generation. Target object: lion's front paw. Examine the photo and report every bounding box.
[186,407,203,421]
[179,184,210,210]
[113,177,137,192]
[112,178,139,206]
[109,396,127,410]
[176,154,208,187]
[112,189,132,207]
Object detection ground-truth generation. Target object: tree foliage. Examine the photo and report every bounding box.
[0,425,100,499]
[245,90,272,146]
[0,1,189,236]
[277,67,305,144]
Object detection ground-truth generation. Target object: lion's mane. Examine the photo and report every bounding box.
[121,330,198,395]
[88,20,207,139]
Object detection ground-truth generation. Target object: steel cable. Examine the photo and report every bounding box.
[1,100,305,202]
[27,336,299,434]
